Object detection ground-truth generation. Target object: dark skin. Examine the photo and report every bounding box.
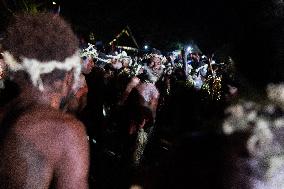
[62,74,88,114]
[120,76,159,120]
[0,71,89,189]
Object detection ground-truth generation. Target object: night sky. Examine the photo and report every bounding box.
[59,0,241,53]
[0,0,281,55]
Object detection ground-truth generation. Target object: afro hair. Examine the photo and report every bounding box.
[2,12,79,62]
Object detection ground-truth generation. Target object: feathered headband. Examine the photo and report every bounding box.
[2,50,81,92]
[79,43,98,59]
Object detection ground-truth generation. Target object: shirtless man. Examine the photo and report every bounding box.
[0,13,89,188]
[62,48,95,114]
[120,75,159,121]
[143,56,164,84]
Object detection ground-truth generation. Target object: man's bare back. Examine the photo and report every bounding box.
[0,101,89,188]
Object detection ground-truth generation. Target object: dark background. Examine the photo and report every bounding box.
[0,0,244,53]
[60,0,240,53]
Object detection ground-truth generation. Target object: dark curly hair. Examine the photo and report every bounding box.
[2,12,79,62]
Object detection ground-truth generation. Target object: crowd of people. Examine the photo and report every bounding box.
[0,6,283,189]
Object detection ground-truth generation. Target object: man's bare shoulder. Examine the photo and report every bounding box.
[8,105,87,154]
[17,104,85,130]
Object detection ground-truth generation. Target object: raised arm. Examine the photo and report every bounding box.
[119,76,140,105]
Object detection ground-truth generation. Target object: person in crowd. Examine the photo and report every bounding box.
[142,49,165,83]
[111,57,123,70]
[0,12,89,188]
[188,52,204,70]
[115,70,159,166]
[62,48,95,114]
[0,55,6,89]
[120,73,159,120]
[80,57,105,141]
[120,53,132,74]
[0,48,20,107]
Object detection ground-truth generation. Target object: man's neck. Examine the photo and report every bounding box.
[19,87,62,110]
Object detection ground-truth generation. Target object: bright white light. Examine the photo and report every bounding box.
[187,46,193,52]
[144,45,148,50]
[52,1,56,5]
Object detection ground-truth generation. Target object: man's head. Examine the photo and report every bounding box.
[190,52,200,62]
[111,58,122,70]
[1,12,80,96]
[81,57,94,74]
[79,43,97,74]
[150,56,161,68]
[121,58,130,68]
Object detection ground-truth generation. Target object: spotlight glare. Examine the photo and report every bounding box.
[144,45,148,50]
[52,1,56,5]
[187,46,193,52]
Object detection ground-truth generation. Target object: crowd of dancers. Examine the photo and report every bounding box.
[46,33,241,188]
[0,7,284,189]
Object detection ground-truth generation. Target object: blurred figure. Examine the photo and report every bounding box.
[0,56,6,89]
[223,99,284,189]
[222,0,284,188]
[189,52,204,70]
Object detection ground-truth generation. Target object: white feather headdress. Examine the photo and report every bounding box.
[2,51,81,91]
